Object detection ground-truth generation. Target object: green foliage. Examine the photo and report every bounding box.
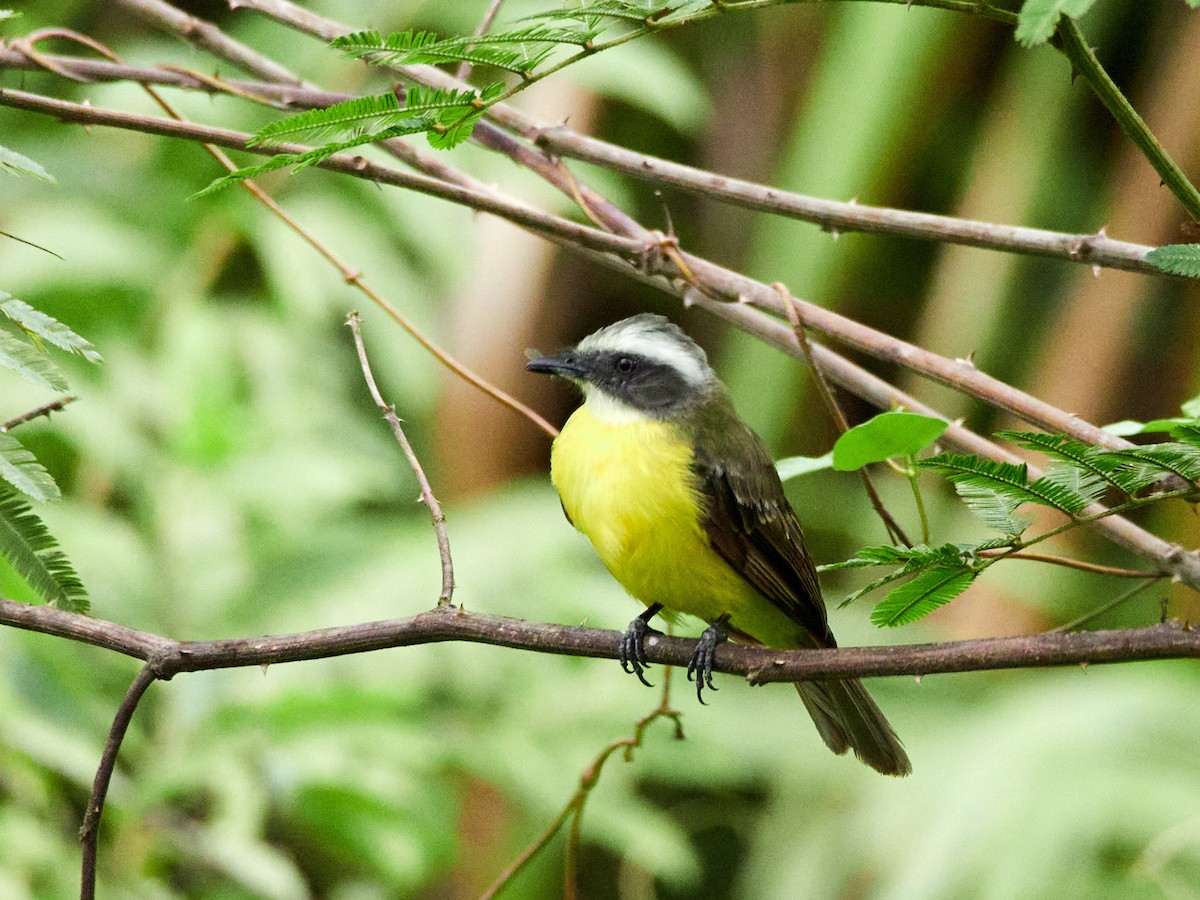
[0,328,68,391]
[1103,390,1200,435]
[251,84,504,149]
[776,452,833,481]
[526,1,682,26]
[0,145,53,182]
[0,488,87,612]
[1015,0,1101,47]
[831,411,947,471]
[194,122,438,196]
[0,296,101,362]
[870,565,977,627]
[332,28,561,77]
[1146,243,1200,278]
[0,433,59,503]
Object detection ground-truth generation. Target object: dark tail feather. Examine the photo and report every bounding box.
[795,679,911,776]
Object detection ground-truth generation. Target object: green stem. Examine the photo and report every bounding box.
[906,460,931,545]
[1055,15,1200,221]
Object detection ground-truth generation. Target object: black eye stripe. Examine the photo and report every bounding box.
[616,357,635,373]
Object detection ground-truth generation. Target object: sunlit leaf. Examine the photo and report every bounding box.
[776,452,833,481]
[1015,0,1100,47]
[832,412,947,471]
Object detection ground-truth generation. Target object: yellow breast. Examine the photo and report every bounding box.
[550,402,760,626]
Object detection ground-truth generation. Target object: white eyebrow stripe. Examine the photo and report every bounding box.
[579,328,708,386]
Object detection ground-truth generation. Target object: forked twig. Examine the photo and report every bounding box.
[348,312,455,607]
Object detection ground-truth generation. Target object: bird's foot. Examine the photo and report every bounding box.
[687,615,730,705]
[619,604,663,687]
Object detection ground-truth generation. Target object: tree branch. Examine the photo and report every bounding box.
[80,663,157,900]
[534,125,1164,275]
[1,597,1196,683]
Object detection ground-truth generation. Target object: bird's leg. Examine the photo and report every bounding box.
[687,614,730,705]
[619,603,664,687]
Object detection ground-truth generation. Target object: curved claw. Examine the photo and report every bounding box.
[618,612,660,687]
[686,616,730,705]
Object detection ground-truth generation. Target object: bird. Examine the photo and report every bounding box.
[526,313,910,776]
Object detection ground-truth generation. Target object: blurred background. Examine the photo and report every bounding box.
[3,0,1200,897]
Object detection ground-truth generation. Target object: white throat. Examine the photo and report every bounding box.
[582,385,653,424]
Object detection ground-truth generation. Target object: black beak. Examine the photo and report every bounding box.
[526,351,585,379]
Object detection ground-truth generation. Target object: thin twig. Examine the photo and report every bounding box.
[348,312,455,606]
[116,0,305,84]
[981,550,1164,579]
[1,395,76,432]
[780,287,911,547]
[1050,579,1162,634]
[455,0,506,82]
[80,664,157,900]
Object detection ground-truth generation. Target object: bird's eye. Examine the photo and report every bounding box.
[616,357,635,373]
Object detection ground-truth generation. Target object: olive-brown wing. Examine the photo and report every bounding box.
[693,446,834,647]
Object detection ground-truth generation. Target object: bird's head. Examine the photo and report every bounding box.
[526,314,717,420]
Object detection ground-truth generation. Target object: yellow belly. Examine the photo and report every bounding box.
[551,404,801,646]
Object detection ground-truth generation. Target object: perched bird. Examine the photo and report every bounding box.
[526,314,910,776]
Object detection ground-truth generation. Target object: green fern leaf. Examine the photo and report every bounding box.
[821,542,962,573]
[193,121,438,198]
[331,29,440,59]
[1169,422,1200,447]
[0,433,59,502]
[831,543,964,606]
[251,88,490,146]
[999,431,1127,494]
[526,2,681,26]
[836,567,913,609]
[0,329,68,392]
[1147,244,1200,279]
[438,25,603,49]
[871,565,976,627]
[333,28,550,76]
[0,296,100,363]
[1098,443,1200,488]
[0,487,88,612]
[921,451,1096,521]
[918,454,1040,533]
